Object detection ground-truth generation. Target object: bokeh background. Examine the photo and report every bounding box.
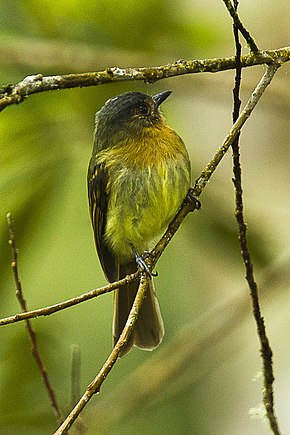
[1,1,290,434]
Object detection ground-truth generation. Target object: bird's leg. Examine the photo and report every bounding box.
[130,243,157,277]
[142,250,158,276]
[185,188,201,211]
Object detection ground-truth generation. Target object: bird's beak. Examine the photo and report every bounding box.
[152,90,172,109]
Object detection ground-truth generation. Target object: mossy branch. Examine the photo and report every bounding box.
[0,47,289,112]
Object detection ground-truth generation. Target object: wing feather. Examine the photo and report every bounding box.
[87,159,118,282]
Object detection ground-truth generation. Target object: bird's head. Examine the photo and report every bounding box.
[94,90,171,150]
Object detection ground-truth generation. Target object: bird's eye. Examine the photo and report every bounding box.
[138,104,149,116]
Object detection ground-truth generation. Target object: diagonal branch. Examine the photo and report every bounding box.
[53,274,150,435]
[0,48,289,112]
[0,271,139,327]
[222,0,259,52]
[6,213,63,423]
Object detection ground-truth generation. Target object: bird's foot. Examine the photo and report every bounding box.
[130,244,157,277]
[185,189,201,211]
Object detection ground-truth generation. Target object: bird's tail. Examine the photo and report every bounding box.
[113,261,164,357]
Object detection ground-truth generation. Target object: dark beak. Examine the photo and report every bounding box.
[152,90,172,109]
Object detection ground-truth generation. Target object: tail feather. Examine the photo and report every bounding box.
[113,269,135,355]
[133,278,164,349]
[113,262,164,357]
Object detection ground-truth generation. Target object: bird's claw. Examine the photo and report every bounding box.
[186,189,201,210]
[130,244,157,277]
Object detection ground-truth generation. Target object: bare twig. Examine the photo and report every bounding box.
[6,213,63,423]
[0,48,289,112]
[232,0,242,120]
[53,274,149,435]
[222,0,259,52]
[230,3,281,434]
[0,271,139,327]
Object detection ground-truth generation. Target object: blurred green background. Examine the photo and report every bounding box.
[1,1,290,434]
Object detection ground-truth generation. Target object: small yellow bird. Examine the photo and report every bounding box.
[88,91,191,356]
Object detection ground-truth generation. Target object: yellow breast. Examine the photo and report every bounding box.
[95,124,191,261]
[108,124,189,169]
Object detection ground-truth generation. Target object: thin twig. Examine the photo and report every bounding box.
[230,3,281,434]
[1,48,289,112]
[222,0,259,52]
[0,271,139,327]
[53,274,149,435]
[6,213,63,423]
[232,0,242,121]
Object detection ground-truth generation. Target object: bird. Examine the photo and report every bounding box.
[88,90,191,356]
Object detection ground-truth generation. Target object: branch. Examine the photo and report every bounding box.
[53,274,150,434]
[0,47,289,112]
[0,271,139,327]
[6,213,63,423]
[230,4,281,434]
[222,0,259,52]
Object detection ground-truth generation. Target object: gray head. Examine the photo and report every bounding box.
[93,90,171,151]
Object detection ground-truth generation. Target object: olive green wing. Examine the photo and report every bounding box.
[87,159,118,282]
